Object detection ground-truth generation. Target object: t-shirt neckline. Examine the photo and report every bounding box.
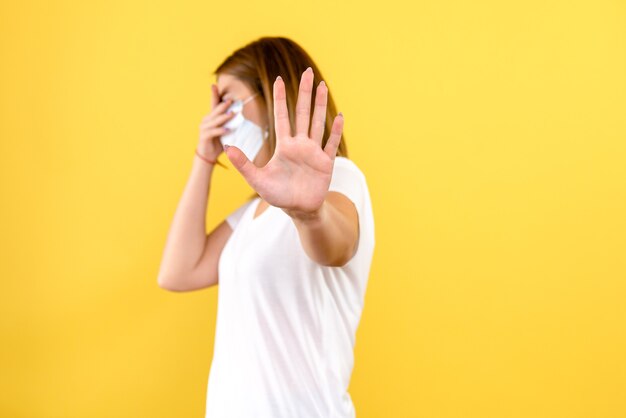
[250,197,272,222]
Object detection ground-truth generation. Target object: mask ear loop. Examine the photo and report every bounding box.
[242,91,259,106]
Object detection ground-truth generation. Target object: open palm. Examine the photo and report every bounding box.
[224,67,344,216]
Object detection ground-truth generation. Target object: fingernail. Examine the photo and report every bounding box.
[276,75,282,81]
[338,112,343,117]
[306,67,312,73]
[224,144,230,150]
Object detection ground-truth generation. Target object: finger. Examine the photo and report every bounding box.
[199,127,230,137]
[211,84,218,109]
[323,113,344,159]
[273,75,291,141]
[211,97,233,114]
[211,84,219,109]
[202,110,235,127]
[202,100,233,125]
[204,104,233,126]
[224,145,259,188]
[295,67,314,137]
[309,80,327,147]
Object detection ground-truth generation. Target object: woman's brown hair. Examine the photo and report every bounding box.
[213,36,348,161]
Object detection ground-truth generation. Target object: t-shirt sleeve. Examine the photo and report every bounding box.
[327,157,374,264]
[328,157,367,211]
[327,157,375,270]
[225,197,256,230]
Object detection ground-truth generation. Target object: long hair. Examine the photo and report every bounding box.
[213,36,348,162]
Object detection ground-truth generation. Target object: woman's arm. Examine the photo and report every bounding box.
[158,84,235,291]
[157,156,219,289]
[223,67,357,266]
[286,191,359,267]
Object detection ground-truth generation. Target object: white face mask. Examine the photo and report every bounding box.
[220,92,269,162]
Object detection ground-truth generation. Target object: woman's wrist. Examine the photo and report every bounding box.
[195,148,227,168]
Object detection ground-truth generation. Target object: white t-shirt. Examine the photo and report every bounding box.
[205,156,375,418]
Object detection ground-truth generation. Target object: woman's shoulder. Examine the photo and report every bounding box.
[332,157,370,190]
[329,156,372,210]
[334,155,355,166]
[333,156,366,176]
[225,196,258,230]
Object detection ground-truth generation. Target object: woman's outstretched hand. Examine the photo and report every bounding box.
[224,67,344,220]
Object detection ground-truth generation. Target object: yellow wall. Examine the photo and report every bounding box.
[1,0,625,417]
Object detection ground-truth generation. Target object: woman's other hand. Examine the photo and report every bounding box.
[197,85,237,162]
[224,67,344,218]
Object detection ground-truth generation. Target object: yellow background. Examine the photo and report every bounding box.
[1,0,625,417]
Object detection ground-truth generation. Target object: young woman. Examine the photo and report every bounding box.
[158,36,375,417]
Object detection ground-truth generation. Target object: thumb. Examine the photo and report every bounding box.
[224,145,258,185]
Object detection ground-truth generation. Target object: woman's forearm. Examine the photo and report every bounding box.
[288,195,358,267]
[157,155,215,285]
